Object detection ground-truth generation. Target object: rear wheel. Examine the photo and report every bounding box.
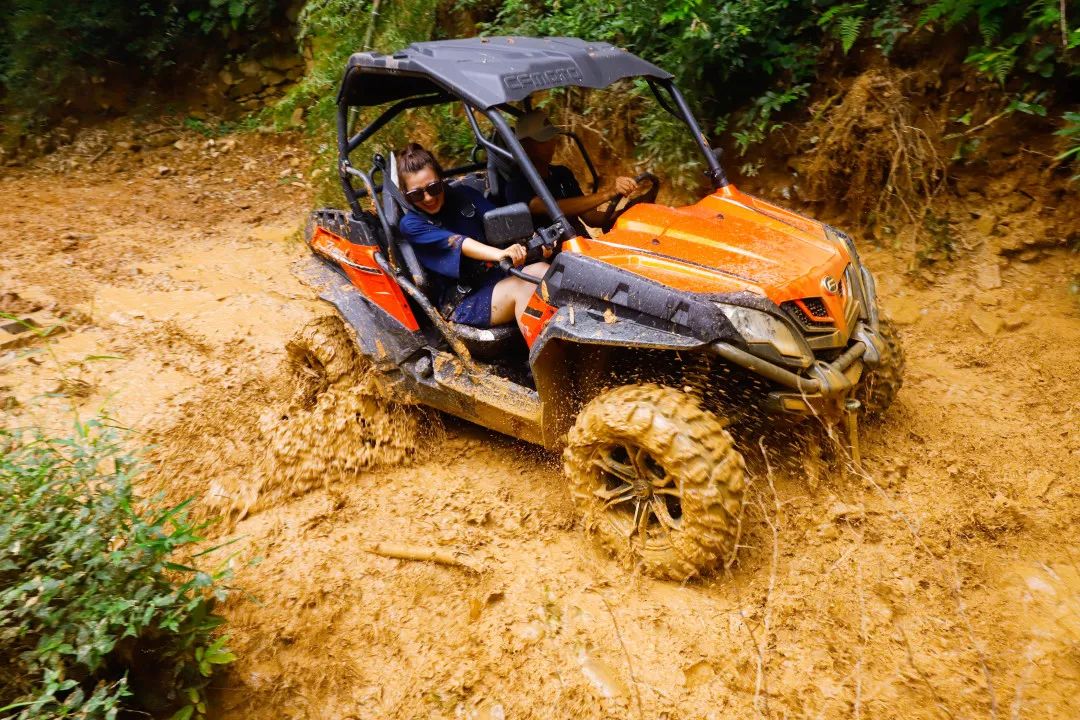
[857,317,905,418]
[563,383,746,580]
[285,315,363,407]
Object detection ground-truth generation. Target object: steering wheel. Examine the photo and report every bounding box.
[600,172,660,233]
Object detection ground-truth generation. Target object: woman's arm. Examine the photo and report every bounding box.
[461,238,526,266]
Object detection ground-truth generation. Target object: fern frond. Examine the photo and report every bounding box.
[918,0,978,30]
[978,14,1002,45]
[838,15,864,53]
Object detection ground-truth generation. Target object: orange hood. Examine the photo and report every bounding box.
[564,185,851,307]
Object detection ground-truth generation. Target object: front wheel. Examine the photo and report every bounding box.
[563,383,746,580]
[857,317,905,418]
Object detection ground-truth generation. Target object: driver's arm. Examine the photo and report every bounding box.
[525,190,616,221]
[523,175,638,223]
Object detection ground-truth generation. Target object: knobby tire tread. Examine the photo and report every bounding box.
[563,383,747,581]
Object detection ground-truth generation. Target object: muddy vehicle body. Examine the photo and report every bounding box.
[298,36,904,579]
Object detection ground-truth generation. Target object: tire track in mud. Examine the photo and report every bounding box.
[2,128,1078,719]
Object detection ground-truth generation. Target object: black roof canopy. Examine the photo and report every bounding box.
[337,36,673,109]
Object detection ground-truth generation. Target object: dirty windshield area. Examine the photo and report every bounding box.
[2,2,1079,719]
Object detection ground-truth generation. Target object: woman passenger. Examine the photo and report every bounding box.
[396,143,548,335]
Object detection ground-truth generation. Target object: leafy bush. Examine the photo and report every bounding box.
[273,0,443,206]
[0,420,233,720]
[0,0,280,123]
[1056,110,1080,180]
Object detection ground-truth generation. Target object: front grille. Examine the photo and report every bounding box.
[782,299,834,330]
[801,297,829,318]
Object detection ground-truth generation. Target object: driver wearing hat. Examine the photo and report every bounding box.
[505,111,638,233]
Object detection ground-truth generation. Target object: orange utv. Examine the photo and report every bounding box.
[296,36,904,579]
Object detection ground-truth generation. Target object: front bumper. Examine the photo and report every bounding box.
[708,320,887,416]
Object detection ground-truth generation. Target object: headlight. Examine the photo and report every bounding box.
[717,304,812,367]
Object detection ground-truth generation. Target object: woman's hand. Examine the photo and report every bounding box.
[499,244,527,267]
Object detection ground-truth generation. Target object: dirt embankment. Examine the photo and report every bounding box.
[1,115,1079,720]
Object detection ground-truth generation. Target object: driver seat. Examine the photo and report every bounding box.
[450,322,523,361]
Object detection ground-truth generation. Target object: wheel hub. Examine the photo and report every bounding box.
[590,443,683,541]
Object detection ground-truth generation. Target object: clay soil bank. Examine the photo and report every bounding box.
[1,122,1078,719]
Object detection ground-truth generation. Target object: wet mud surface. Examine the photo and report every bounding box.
[2,122,1079,719]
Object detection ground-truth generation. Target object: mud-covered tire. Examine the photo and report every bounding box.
[285,315,362,407]
[563,383,746,581]
[857,317,905,418]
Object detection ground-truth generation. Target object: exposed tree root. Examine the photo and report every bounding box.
[801,70,946,245]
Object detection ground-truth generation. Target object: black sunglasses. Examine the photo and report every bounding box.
[404,179,445,204]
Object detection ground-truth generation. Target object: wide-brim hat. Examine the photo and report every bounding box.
[514,111,561,142]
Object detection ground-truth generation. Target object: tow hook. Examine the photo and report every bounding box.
[844,397,862,472]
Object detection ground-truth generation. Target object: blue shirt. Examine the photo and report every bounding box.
[398,184,497,299]
[399,185,494,278]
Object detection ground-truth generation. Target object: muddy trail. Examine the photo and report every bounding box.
[2,122,1078,719]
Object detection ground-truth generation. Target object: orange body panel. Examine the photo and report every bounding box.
[565,184,854,336]
[520,292,557,348]
[310,227,420,332]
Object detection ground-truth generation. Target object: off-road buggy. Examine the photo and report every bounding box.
[295,36,904,579]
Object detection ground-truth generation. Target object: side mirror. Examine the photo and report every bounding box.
[483,202,534,249]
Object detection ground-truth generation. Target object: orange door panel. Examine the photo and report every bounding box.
[310,227,419,331]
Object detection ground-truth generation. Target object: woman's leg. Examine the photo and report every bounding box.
[490,262,548,333]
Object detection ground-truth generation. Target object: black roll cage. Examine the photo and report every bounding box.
[336,75,728,245]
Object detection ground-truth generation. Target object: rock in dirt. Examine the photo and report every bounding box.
[144,131,179,149]
[974,213,998,237]
[60,231,94,251]
[578,650,625,699]
[885,296,921,326]
[974,264,1002,291]
[263,53,303,72]
[683,660,716,689]
[1002,313,1028,331]
[970,308,1003,337]
[1004,192,1033,214]
[237,59,262,77]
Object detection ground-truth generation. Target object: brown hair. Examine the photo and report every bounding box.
[396,142,443,180]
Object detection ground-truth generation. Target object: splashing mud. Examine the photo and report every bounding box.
[252,316,425,513]
[149,316,428,520]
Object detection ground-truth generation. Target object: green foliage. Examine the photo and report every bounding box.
[731,84,810,155]
[1055,111,1080,181]
[273,0,441,206]
[0,420,233,719]
[916,211,957,264]
[0,0,279,121]
[818,3,868,53]
[183,114,263,137]
[477,0,1077,192]
[917,0,1079,84]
